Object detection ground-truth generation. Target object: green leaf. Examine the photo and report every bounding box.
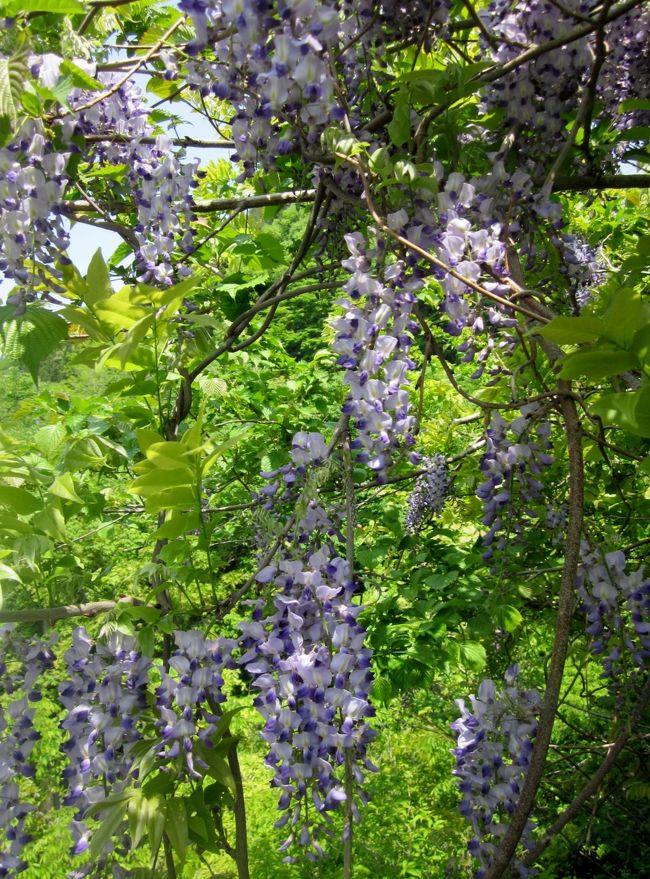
[146,77,182,100]
[146,441,198,471]
[322,127,365,158]
[20,90,41,117]
[458,640,486,671]
[50,73,76,109]
[147,797,165,856]
[202,430,251,476]
[371,676,393,705]
[388,89,411,147]
[89,800,129,861]
[558,348,638,380]
[369,145,391,174]
[33,503,66,540]
[394,160,418,183]
[130,466,194,496]
[128,791,149,850]
[0,50,28,128]
[154,511,200,539]
[602,288,648,348]
[495,604,523,633]
[0,486,40,515]
[85,249,114,305]
[60,60,102,91]
[616,126,650,143]
[136,428,165,454]
[590,390,650,436]
[64,437,107,470]
[5,0,85,11]
[537,314,604,345]
[48,472,83,504]
[165,799,188,864]
[35,423,68,456]
[634,386,650,437]
[0,306,69,383]
[0,563,20,583]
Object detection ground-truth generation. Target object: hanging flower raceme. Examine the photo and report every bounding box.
[333,229,421,481]
[240,544,376,862]
[478,0,595,157]
[576,543,650,683]
[59,628,151,861]
[476,406,554,563]
[405,453,450,534]
[0,117,71,304]
[241,428,376,860]
[451,665,540,878]
[68,74,199,286]
[154,629,235,778]
[0,626,57,878]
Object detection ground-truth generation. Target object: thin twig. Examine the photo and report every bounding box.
[523,675,650,866]
[72,19,184,114]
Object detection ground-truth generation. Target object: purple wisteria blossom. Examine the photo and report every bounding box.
[68,75,198,286]
[240,545,376,862]
[154,629,236,778]
[59,628,151,862]
[405,453,450,533]
[577,543,650,683]
[452,665,540,878]
[179,1,451,177]
[476,406,554,563]
[0,627,56,878]
[0,119,71,304]
[333,230,421,480]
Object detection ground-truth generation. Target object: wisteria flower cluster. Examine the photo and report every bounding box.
[178,1,451,177]
[59,628,152,862]
[576,543,650,683]
[451,665,540,878]
[154,629,236,778]
[479,1,594,154]
[68,75,199,285]
[254,430,330,513]
[405,453,450,534]
[333,229,421,480]
[240,543,376,862]
[0,626,56,877]
[58,626,237,865]
[0,59,199,302]
[477,406,554,563]
[0,119,71,304]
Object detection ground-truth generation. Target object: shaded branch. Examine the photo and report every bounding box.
[552,174,650,192]
[523,675,650,867]
[485,385,584,879]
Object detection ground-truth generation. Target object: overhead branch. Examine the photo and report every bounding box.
[0,598,138,624]
[66,189,317,216]
[82,134,234,149]
[61,208,139,250]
